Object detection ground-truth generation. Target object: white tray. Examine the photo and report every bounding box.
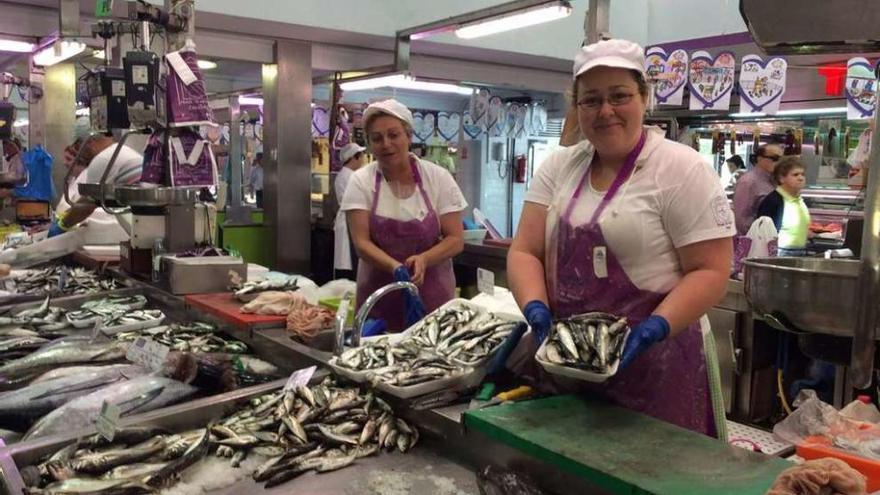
[329,298,524,398]
[534,324,630,383]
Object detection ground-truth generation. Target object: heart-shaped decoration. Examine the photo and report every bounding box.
[437,112,461,142]
[470,89,490,131]
[505,103,520,138]
[487,96,505,137]
[688,51,736,109]
[515,105,529,138]
[462,110,482,139]
[423,112,437,141]
[531,104,547,133]
[846,57,877,119]
[738,55,787,114]
[312,106,329,137]
[645,47,688,104]
[411,112,428,143]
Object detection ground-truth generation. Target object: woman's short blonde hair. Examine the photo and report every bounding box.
[364,114,413,143]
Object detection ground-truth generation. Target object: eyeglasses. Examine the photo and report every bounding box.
[576,92,636,110]
[761,154,782,161]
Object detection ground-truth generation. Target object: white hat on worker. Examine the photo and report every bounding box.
[573,39,645,80]
[362,99,414,129]
[339,142,365,164]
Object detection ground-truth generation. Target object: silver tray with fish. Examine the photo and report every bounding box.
[0,264,134,309]
[330,299,522,399]
[65,295,150,329]
[535,312,631,383]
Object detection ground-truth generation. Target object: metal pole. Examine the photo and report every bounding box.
[223,96,253,225]
[851,76,880,389]
[586,0,610,44]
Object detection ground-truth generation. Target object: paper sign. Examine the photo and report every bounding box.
[95,400,120,441]
[477,268,495,296]
[126,337,170,372]
[738,55,787,115]
[846,57,877,120]
[688,51,736,111]
[284,365,317,391]
[645,47,688,106]
[95,0,113,17]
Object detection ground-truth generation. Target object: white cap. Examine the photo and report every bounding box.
[362,98,414,129]
[573,39,645,80]
[340,142,365,164]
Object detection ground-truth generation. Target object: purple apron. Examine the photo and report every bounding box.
[355,156,456,332]
[551,132,717,437]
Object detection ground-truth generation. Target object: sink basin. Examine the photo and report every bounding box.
[743,257,861,337]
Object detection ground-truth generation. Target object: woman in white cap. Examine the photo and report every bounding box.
[340,99,467,332]
[333,142,366,279]
[507,39,734,438]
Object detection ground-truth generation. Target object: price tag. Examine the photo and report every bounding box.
[283,365,316,392]
[95,400,120,442]
[477,268,495,296]
[125,337,169,372]
[95,0,113,17]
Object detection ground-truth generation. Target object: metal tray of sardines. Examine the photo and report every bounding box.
[535,312,631,383]
[329,299,523,399]
[64,294,149,328]
[0,263,134,309]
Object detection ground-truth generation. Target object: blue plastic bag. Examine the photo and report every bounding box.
[14,146,55,202]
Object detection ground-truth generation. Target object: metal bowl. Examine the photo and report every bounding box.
[743,257,860,337]
[115,186,199,207]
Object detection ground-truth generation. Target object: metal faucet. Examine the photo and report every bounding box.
[333,281,419,355]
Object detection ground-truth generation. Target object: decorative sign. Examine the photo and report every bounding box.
[411,111,436,144]
[688,51,736,111]
[530,104,547,134]
[470,89,490,131]
[514,105,528,138]
[477,268,495,296]
[284,365,317,392]
[738,55,787,115]
[645,47,689,105]
[462,110,482,139]
[846,57,877,120]
[487,96,505,137]
[504,103,520,138]
[436,112,461,143]
[311,105,329,137]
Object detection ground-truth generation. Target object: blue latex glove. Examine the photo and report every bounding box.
[361,318,387,337]
[47,221,65,238]
[619,315,670,369]
[523,300,552,344]
[393,265,411,283]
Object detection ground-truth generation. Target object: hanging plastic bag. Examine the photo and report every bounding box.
[168,128,218,187]
[140,131,166,185]
[165,39,214,127]
[732,216,778,279]
[13,146,54,202]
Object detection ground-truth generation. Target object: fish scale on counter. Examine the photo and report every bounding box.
[20,377,418,493]
[335,304,519,387]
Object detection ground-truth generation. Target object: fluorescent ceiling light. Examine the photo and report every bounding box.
[455,2,572,39]
[339,74,473,95]
[197,59,217,70]
[32,40,86,66]
[239,96,263,106]
[729,107,848,118]
[0,39,34,53]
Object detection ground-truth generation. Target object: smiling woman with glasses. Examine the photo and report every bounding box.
[505,39,735,439]
[733,143,784,234]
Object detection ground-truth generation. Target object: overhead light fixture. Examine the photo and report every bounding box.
[339,74,473,95]
[239,96,263,106]
[32,40,86,66]
[197,59,217,70]
[729,107,848,118]
[455,1,572,39]
[0,39,34,53]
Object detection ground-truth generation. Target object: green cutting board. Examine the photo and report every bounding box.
[464,395,790,495]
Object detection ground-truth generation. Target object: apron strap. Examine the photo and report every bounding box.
[371,155,438,226]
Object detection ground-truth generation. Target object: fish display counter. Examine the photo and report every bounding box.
[0,261,137,310]
[0,286,304,447]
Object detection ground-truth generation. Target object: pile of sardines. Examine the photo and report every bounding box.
[20,377,417,493]
[335,304,518,387]
[10,265,120,297]
[0,295,280,444]
[542,312,630,374]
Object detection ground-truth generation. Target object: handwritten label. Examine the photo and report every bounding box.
[95,400,120,441]
[284,365,317,392]
[477,268,495,296]
[125,337,169,372]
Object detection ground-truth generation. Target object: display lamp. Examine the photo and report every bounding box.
[455,1,572,39]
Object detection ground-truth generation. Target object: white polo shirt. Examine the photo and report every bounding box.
[526,127,734,293]
[340,156,467,221]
